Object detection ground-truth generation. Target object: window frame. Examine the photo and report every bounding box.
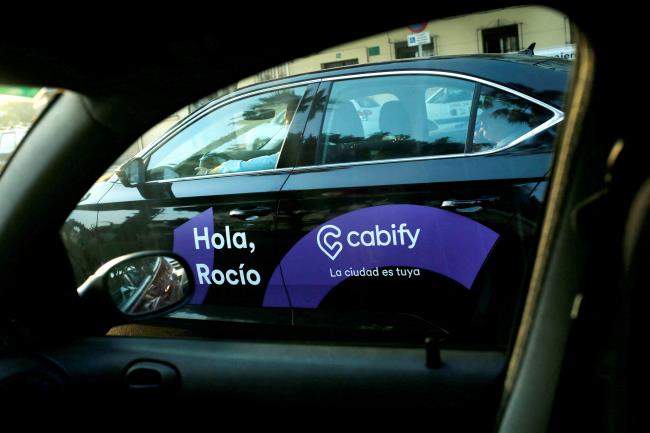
[138,81,319,184]
[295,70,564,171]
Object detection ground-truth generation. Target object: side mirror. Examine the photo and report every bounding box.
[116,157,145,187]
[77,251,194,320]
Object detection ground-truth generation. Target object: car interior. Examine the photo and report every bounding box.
[324,92,446,163]
[146,92,303,180]
[323,76,519,164]
[0,2,644,430]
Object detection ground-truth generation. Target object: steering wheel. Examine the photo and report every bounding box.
[199,152,229,168]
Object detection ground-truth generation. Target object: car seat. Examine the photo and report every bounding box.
[377,100,417,159]
[323,100,366,164]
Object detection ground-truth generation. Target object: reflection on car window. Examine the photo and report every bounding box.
[146,86,307,180]
[320,76,475,164]
[471,85,553,153]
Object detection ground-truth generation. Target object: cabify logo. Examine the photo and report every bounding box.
[317,223,421,261]
[263,204,501,309]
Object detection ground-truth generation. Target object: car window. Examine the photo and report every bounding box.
[0,87,58,176]
[426,86,473,103]
[470,85,554,153]
[146,85,307,180]
[319,75,475,164]
[59,5,574,345]
[0,131,16,152]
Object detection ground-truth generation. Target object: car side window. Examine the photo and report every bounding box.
[146,86,307,181]
[0,131,16,153]
[470,85,554,153]
[319,75,475,165]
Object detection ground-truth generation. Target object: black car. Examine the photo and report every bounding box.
[61,55,569,342]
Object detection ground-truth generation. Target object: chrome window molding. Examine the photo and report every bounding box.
[140,70,563,184]
[149,167,293,184]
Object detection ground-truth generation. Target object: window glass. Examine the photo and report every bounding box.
[320,75,474,164]
[59,5,574,344]
[146,86,307,180]
[0,131,16,152]
[471,85,554,153]
[0,87,58,176]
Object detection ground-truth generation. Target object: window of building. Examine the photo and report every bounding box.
[394,40,434,59]
[367,46,381,56]
[482,24,519,53]
[321,59,359,70]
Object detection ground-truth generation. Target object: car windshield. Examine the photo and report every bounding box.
[0,87,58,176]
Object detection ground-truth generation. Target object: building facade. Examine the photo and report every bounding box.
[239,6,573,87]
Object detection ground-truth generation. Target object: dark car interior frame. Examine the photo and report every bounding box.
[0,2,643,430]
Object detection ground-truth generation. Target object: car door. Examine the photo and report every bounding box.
[89,83,316,310]
[269,72,563,341]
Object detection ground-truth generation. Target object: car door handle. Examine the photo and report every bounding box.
[229,206,273,220]
[441,197,498,211]
[125,361,179,393]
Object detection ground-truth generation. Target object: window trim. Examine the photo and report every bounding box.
[143,70,563,183]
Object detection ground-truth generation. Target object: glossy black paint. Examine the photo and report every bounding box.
[62,56,568,343]
[277,150,550,343]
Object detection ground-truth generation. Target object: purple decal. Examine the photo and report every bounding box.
[263,204,499,308]
[173,208,214,304]
[264,268,291,308]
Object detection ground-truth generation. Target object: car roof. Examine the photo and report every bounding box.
[216,54,570,110]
